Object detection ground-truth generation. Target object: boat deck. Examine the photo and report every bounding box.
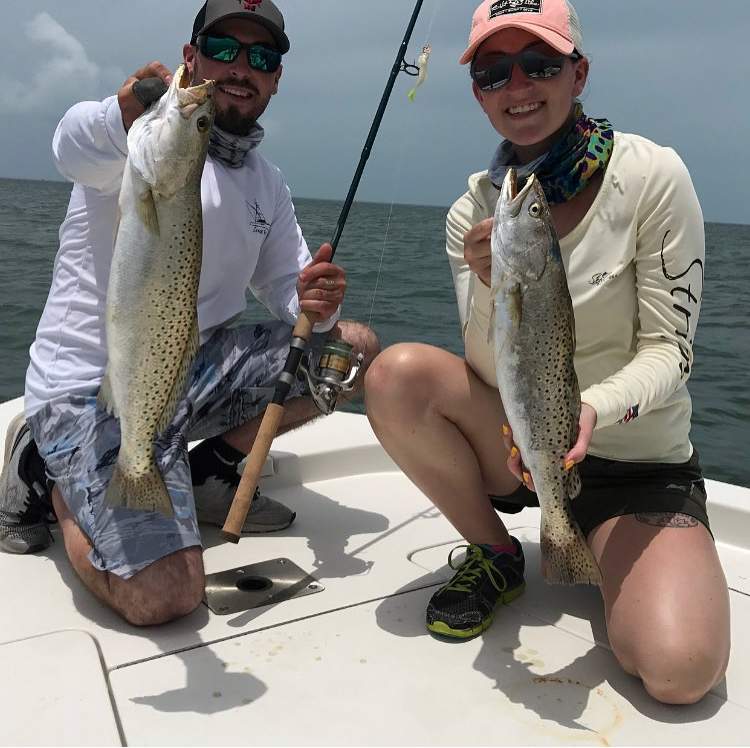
[1,395,748,746]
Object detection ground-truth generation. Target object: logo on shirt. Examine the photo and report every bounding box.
[490,0,543,19]
[659,228,704,380]
[619,404,640,424]
[247,200,270,235]
[589,272,610,287]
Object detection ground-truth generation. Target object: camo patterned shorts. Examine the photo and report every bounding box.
[28,322,328,579]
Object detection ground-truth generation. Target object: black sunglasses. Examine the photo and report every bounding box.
[197,35,282,73]
[471,48,580,92]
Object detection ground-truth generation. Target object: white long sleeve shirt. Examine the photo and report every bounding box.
[447,132,705,463]
[25,95,337,416]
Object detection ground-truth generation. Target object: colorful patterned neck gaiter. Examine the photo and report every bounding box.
[488,103,614,204]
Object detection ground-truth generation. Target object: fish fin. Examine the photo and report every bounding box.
[540,510,601,586]
[155,318,199,437]
[488,299,496,345]
[508,283,523,328]
[97,370,118,417]
[137,188,160,235]
[112,204,122,252]
[492,281,521,352]
[104,461,174,517]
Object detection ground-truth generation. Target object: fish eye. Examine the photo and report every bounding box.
[196,116,210,132]
[528,202,542,218]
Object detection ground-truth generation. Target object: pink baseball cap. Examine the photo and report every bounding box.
[459,0,584,65]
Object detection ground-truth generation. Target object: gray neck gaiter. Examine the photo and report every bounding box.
[208,123,264,168]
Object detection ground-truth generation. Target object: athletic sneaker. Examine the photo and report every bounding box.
[193,475,295,534]
[0,414,54,554]
[426,537,526,638]
[190,434,296,533]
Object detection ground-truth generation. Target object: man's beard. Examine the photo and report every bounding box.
[215,104,257,136]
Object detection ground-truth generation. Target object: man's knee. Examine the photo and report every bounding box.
[336,320,381,371]
[115,547,205,627]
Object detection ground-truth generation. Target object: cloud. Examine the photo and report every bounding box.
[0,13,124,114]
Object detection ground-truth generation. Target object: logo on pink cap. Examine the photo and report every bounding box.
[460,0,582,65]
[242,0,263,10]
[489,0,544,18]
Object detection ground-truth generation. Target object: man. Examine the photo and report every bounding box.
[0,0,378,627]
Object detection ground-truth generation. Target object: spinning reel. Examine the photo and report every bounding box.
[299,340,364,415]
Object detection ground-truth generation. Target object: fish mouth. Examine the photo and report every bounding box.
[172,65,214,118]
[500,168,538,217]
[173,64,214,101]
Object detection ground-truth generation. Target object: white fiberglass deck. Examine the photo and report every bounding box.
[1,395,748,745]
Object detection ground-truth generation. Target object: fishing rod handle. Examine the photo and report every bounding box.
[221,403,286,543]
[221,403,284,543]
[221,311,318,542]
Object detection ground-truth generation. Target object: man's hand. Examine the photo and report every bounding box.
[297,243,346,322]
[501,403,598,492]
[117,62,173,132]
[463,218,494,288]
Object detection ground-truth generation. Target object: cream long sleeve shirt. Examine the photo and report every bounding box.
[447,132,705,463]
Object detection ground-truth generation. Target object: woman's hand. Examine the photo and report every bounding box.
[297,243,346,322]
[117,61,173,132]
[463,218,494,287]
[501,403,598,492]
[564,403,597,466]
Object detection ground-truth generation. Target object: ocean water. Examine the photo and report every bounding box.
[0,177,747,488]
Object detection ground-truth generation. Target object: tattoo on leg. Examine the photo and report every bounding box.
[635,512,699,528]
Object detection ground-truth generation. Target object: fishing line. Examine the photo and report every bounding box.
[363,0,444,337]
[223,0,444,542]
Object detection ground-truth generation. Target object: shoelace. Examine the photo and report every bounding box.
[442,544,509,595]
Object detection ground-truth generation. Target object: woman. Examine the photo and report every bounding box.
[364,0,729,705]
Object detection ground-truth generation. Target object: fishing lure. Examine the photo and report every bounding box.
[407,44,432,102]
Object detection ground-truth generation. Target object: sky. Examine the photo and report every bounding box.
[0,1,748,224]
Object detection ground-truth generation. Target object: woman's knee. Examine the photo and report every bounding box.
[365,343,434,406]
[115,547,205,627]
[611,635,728,705]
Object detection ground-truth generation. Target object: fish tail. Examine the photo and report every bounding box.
[540,516,601,586]
[104,461,175,518]
[407,88,417,102]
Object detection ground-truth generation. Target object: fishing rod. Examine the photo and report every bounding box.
[222,0,426,542]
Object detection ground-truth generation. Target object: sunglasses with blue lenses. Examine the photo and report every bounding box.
[471,48,580,92]
[197,35,282,73]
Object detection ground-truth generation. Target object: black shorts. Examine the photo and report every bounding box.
[490,449,709,538]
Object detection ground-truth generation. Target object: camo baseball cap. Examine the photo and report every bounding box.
[191,0,290,54]
[460,0,583,64]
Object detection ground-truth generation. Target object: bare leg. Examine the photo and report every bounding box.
[222,320,379,454]
[51,487,204,626]
[589,513,731,704]
[365,343,519,546]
